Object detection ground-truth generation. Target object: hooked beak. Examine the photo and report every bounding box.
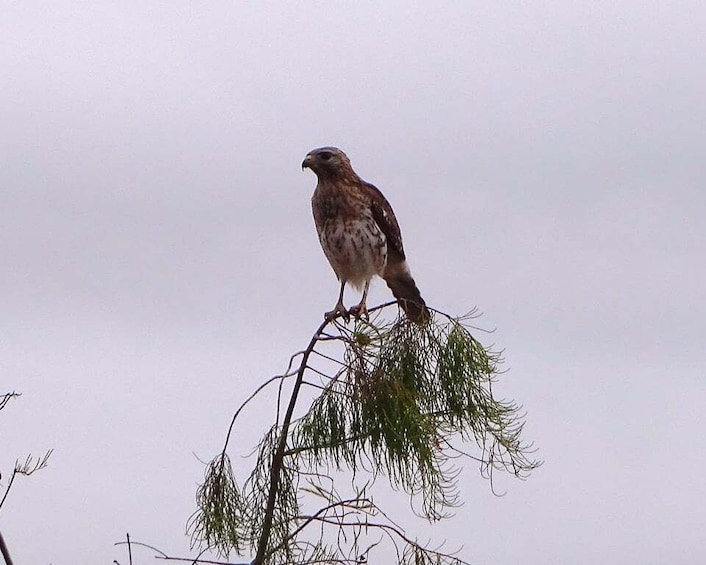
[302,154,313,170]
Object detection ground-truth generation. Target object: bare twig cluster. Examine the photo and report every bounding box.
[0,451,54,513]
[0,392,21,413]
[1,391,53,565]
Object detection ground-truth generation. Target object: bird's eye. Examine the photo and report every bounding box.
[320,151,332,161]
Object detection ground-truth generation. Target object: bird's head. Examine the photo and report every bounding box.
[302,147,354,179]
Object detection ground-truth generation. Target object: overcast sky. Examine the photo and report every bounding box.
[1,2,705,564]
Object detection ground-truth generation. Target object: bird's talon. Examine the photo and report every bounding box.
[325,303,350,323]
[348,303,369,321]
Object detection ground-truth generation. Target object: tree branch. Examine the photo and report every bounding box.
[253,315,334,564]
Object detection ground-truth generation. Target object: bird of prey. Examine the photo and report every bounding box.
[302,146,429,324]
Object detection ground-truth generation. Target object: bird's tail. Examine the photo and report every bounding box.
[384,261,430,324]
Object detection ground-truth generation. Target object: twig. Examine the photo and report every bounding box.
[114,540,249,565]
[155,558,248,565]
[114,539,168,558]
[0,531,14,565]
[0,451,53,512]
[253,315,333,564]
[0,392,20,412]
[222,375,287,452]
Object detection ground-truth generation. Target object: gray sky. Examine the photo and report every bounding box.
[1,2,705,563]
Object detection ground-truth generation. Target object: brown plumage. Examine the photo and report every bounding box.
[302,147,429,324]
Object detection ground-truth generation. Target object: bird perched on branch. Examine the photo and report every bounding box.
[303,146,429,324]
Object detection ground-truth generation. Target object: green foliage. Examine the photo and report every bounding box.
[294,312,535,520]
[189,426,301,562]
[189,454,244,555]
[188,305,540,564]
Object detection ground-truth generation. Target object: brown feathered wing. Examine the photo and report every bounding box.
[366,183,430,323]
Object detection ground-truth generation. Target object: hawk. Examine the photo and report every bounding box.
[302,147,429,324]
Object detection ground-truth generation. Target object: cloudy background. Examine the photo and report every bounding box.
[1,2,704,563]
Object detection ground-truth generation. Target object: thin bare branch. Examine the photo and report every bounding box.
[0,450,53,512]
[0,392,21,412]
[253,315,336,565]
[0,530,14,565]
